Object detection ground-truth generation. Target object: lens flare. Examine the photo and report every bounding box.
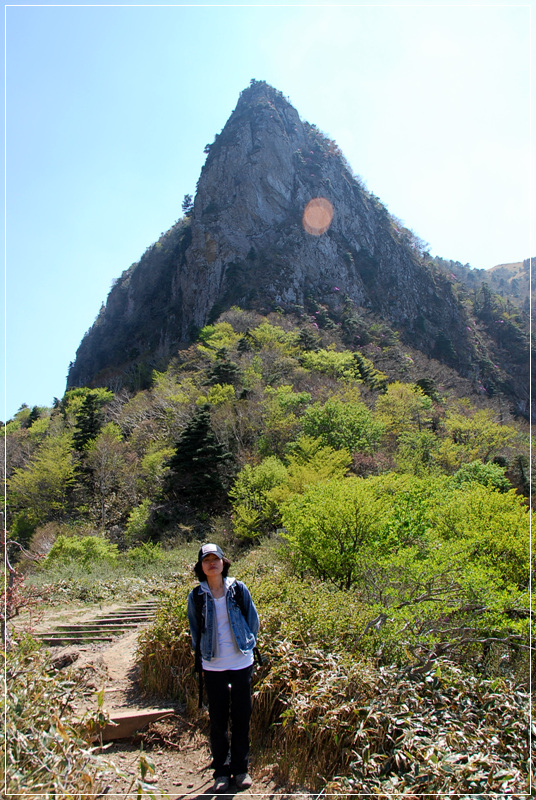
[302,197,334,236]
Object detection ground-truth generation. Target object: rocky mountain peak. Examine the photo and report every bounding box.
[178,79,460,343]
[67,81,529,418]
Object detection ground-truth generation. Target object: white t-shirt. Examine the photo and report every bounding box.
[202,594,254,672]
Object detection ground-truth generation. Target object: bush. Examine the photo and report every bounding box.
[23,542,200,605]
[125,499,152,545]
[327,664,529,796]
[137,583,195,709]
[123,542,165,566]
[45,534,119,566]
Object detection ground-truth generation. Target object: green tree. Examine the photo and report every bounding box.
[248,321,300,352]
[197,322,241,358]
[281,477,390,589]
[274,436,352,498]
[138,445,174,496]
[84,423,134,528]
[395,430,442,476]
[181,194,194,214]
[8,433,76,540]
[164,406,231,505]
[231,436,353,539]
[297,327,321,351]
[258,385,311,456]
[444,408,518,463]
[301,396,384,454]
[200,383,236,406]
[352,352,387,391]
[206,350,242,386]
[125,499,153,545]
[27,406,41,427]
[72,390,111,451]
[430,483,529,588]
[300,348,359,382]
[229,456,288,539]
[375,382,433,437]
[61,387,113,426]
[450,460,511,491]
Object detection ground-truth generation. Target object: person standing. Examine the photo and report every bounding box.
[187,543,260,793]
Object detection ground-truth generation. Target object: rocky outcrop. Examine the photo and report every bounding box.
[178,83,466,342]
[67,81,530,417]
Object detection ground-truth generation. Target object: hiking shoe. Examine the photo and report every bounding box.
[212,776,230,793]
[234,773,253,790]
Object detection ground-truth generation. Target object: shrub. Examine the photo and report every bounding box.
[125,499,152,545]
[45,534,119,566]
[123,542,165,567]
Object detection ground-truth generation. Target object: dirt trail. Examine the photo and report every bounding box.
[34,605,312,799]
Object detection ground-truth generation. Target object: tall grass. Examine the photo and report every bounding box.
[4,633,114,797]
[5,633,166,798]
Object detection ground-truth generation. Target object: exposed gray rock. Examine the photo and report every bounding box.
[67,81,529,417]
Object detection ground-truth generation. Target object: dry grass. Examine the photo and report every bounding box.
[136,562,530,795]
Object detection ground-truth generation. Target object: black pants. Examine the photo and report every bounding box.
[203,665,253,778]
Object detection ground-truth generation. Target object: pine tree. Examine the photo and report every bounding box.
[353,352,387,392]
[27,406,41,427]
[206,349,242,386]
[73,393,103,451]
[164,406,231,505]
[298,328,321,352]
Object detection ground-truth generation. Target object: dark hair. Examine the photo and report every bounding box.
[194,556,231,582]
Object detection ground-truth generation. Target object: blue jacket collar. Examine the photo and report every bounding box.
[199,576,236,594]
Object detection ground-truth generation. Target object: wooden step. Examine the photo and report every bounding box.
[39,599,158,648]
[40,635,115,646]
[91,708,176,742]
[92,616,153,624]
[54,623,141,632]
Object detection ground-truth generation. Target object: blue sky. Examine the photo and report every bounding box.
[4,2,532,421]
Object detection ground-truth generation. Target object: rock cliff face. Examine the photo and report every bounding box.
[67,81,529,416]
[179,82,466,341]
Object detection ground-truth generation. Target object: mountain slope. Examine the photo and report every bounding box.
[67,80,530,417]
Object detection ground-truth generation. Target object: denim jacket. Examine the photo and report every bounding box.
[187,577,259,662]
